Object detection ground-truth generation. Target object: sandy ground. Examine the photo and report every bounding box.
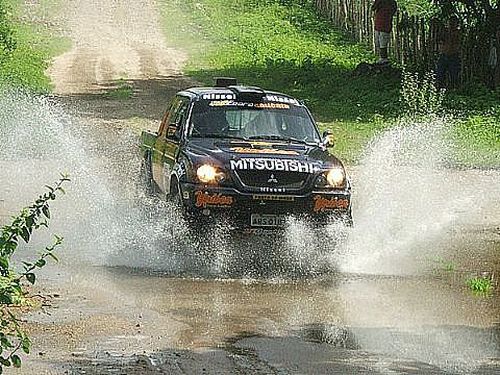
[46,0,194,128]
[2,0,498,373]
[48,0,186,94]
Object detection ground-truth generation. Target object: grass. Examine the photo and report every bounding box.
[167,0,400,121]
[430,256,457,274]
[159,0,499,167]
[106,79,134,99]
[466,276,493,295]
[0,0,70,92]
[450,111,500,168]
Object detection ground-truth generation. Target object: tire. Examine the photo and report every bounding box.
[169,179,196,233]
[140,152,155,196]
[169,178,191,219]
[343,209,353,227]
[169,179,211,238]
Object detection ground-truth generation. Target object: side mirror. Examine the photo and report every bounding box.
[322,131,335,148]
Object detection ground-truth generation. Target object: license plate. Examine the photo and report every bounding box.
[250,214,286,227]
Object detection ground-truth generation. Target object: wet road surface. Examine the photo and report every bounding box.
[20,260,499,374]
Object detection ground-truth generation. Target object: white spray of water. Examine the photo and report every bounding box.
[0,90,333,278]
[3,91,496,278]
[0,89,189,270]
[338,118,500,275]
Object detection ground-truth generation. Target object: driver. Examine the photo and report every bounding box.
[243,111,280,138]
[192,109,229,135]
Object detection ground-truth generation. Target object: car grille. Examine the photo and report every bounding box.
[235,170,308,189]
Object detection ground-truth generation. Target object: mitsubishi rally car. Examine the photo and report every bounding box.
[139,78,352,229]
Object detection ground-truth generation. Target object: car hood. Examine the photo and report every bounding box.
[185,137,343,170]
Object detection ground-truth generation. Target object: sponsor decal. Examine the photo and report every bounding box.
[230,147,299,156]
[264,95,300,106]
[208,101,290,109]
[202,93,235,100]
[313,195,349,213]
[246,141,273,146]
[252,195,295,202]
[255,102,290,109]
[202,94,299,106]
[260,187,286,193]
[195,191,234,208]
[173,161,186,177]
[230,158,320,174]
[208,100,232,107]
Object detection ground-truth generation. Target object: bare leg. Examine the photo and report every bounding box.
[380,47,388,60]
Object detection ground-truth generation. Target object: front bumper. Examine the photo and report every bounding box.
[179,183,351,228]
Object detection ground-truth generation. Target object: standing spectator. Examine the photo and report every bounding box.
[436,16,461,89]
[372,0,398,65]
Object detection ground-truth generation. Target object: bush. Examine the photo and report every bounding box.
[0,175,69,371]
[0,0,16,60]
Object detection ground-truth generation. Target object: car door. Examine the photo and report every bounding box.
[152,97,179,193]
[152,95,190,194]
[163,96,191,195]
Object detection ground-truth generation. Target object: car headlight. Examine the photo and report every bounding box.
[196,164,225,184]
[315,167,346,189]
[326,168,345,188]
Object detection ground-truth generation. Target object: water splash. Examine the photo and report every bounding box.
[4,90,495,279]
[338,118,499,275]
[0,89,183,269]
[0,89,337,278]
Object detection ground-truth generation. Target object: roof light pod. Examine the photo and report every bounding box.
[215,77,238,87]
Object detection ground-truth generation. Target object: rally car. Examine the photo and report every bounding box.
[139,78,352,229]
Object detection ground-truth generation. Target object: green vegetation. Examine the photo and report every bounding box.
[466,276,494,295]
[397,0,438,17]
[0,176,69,371]
[0,0,68,92]
[106,79,134,100]
[161,0,499,166]
[432,257,456,273]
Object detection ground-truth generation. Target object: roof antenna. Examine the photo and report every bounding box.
[215,77,238,87]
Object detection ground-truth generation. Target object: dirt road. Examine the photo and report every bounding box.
[48,0,186,94]
[47,0,192,126]
[4,0,499,373]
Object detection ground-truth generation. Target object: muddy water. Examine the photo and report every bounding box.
[23,264,499,374]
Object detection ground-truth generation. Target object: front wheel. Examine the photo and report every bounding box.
[343,209,353,227]
[169,181,214,238]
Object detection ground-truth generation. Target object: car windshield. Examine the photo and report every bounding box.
[189,99,321,144]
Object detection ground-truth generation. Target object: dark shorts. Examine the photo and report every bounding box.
[436,54,461,87]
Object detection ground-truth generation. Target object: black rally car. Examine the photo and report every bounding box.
[140,79,352,229]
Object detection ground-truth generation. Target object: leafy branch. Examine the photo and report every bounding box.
[0,174,69,371]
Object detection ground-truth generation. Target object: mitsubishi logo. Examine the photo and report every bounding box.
[267,174,278,184]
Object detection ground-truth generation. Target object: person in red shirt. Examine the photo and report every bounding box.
[372,0,398,65]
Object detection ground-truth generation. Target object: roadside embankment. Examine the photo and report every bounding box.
[159,0,500,168]
[0,0,69,91]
